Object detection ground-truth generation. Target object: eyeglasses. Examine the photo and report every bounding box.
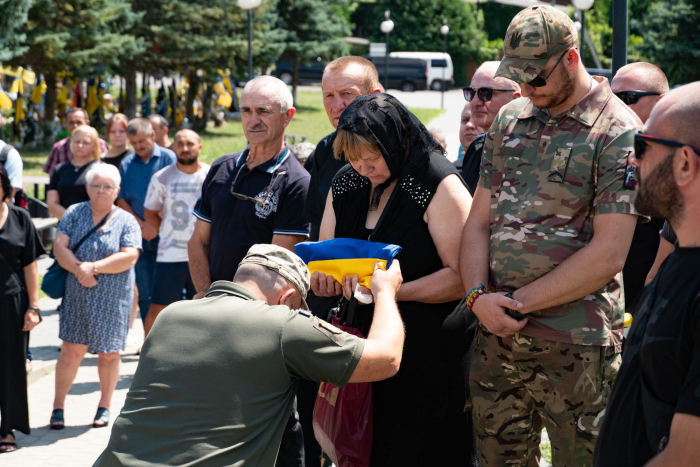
[634,131,700,161]
[230,162,286,205]
[614,91,660,106]
[526,49,570,88]
[89,184,116,192]
[463,87,514,102]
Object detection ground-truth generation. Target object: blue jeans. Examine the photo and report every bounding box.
[135,237,159,322]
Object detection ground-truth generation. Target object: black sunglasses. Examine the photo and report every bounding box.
[463,87,514,102]
[615,91,660,106]
[634,131,700,161]
[230,162,287,204]
[527,49,569,88]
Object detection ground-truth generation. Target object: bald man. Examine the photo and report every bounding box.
[460,61,520,194]
[595,82,700,467]
[611,63,670,312]
[143,129,211,337]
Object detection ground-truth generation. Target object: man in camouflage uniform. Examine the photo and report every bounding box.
[458,6,643,466]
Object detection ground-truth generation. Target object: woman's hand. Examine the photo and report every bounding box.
[310,271,343,297]
[342,274,372,301]
[22,309,41,331]
[75,262,98,288]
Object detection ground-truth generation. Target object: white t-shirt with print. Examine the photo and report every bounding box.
[144,163,210,262]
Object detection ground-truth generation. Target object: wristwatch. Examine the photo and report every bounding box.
[504,292,526,321]
[28,306,43,322]
[93,263,99,276]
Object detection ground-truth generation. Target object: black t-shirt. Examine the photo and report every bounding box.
[193,146,310,282]
[0,204,46,296]
[594,247,700,466]
[622,217,664,313]
[49,160,99,209]
[102,149,134,168]
[458,134,485,196]
[302,132,347,229]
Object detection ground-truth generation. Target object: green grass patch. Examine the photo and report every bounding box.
[38,274,46,299]
[20,91,446,175]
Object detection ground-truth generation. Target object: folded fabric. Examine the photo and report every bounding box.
[295,238,402,289]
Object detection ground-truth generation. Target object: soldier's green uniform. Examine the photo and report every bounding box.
[468,5,642,466]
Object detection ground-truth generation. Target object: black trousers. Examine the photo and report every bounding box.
[276,399,305,467]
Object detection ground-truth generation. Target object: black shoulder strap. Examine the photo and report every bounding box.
[0,143,15,165]
[72,208,117,254]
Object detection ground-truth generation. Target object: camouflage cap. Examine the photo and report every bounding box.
[496,5,578,84]
[239,244,311,310]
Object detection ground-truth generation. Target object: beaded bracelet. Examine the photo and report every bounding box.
[466,285,488,311]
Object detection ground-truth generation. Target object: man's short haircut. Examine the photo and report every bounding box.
[615,62,670,94]
[241,76,294,112]
[233,263,294,296]
[127,118,154,137]
[323,56,381,95]
[106,113,129,136]
[473,61,521,92]
[67,107,89,120]
[664,82,700,151]
[428,127,446,144]
[148,114,169,129]
[174,129,201,143]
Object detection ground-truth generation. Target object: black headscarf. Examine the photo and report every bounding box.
[336,93,446,210]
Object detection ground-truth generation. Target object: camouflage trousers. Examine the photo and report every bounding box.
[468,326,621,466]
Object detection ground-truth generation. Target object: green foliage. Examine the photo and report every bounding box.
[633,0,700,85]
[8,0,143,76]
[351,0,496,86]
[0,0,33,61]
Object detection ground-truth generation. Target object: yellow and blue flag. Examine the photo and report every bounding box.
[295,238,402,288]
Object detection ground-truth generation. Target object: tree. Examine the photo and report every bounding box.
[0,0,33,62]
[351,0,496,87]
[7,0,143,142]
[275,0,351,103]
[634,0,700,85]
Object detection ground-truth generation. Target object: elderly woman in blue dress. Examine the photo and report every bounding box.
[50,163,141,430]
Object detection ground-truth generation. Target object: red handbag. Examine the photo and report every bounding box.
[312,315,372,467]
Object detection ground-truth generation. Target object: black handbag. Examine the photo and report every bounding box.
[41,208,116,299]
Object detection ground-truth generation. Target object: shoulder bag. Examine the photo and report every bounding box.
[41,208,116,299]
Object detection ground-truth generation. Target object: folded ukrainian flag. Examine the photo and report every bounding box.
[295,238,402,289]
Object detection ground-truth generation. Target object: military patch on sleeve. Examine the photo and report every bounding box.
[313,317,346,346]
[547,147,572,183]
[623,158,638,189]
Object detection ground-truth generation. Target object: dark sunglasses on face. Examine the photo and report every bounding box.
[614,91,660,106]
[230,162,287,204]
[463,87,514,102]
[526,49,570,88]
[634,131,700,161]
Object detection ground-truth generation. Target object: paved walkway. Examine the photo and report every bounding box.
[2,256,144,466]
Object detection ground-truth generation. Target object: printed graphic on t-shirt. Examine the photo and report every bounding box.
[144,164,210,262]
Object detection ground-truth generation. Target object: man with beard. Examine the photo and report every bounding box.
[142,130,210,337]
[594,82,700,466]
[611,63,669,312]
[458,61,520,195]
[459,6,643,466]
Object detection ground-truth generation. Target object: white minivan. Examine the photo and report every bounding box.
[389,52,454,91]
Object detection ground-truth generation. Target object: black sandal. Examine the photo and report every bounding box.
[0,441,18,453]
[50,408,65,430]
[93,407,110,428]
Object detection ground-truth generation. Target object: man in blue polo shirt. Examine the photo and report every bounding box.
[117,118,176,328]
[189,76,309,467]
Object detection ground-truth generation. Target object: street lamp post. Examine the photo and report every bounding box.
[440,19,449,109]
[380,10,394,91]
[612,0,628,75]
[238,0,262,82]
[572,0,594,67]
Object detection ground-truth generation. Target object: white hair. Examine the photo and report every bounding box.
[242,75,294,112]
[429,127,446,144]
[86,163,121,187]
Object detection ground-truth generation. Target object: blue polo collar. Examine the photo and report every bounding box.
[236,145,290,174]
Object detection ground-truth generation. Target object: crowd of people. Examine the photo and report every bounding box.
[1,4,700,467]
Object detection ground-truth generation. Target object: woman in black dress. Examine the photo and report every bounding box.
[311,94,478,466]
[47,125,101,220]
[0,165,46,453]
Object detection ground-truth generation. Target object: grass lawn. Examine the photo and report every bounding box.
[20,91,445,178]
